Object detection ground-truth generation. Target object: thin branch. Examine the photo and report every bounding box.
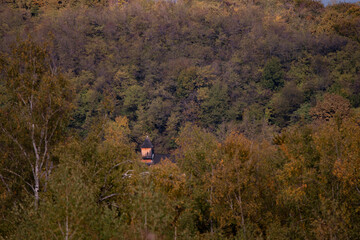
[0,174,11,192]
[50,230,59,240]
[109,160,132,172]
[123,169,134,178]
[39,117,60,172]
[102,160,132,189]
[48,117,61,142]
[58,221,65,238]
[68,229,77,240]
[355,185,360,195]
[2,168,35,192]
[9,155,35,182]
[48,108,62,123]
[110,203,119,208]
[99,193,119,202]
[0,126,29,160]
[17,93,27,106]
[23,185,33,197]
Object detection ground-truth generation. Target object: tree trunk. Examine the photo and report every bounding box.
[34,164,40,210]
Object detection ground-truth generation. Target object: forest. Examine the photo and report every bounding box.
[0,0,360,238]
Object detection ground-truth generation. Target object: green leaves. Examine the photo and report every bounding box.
[262,57,284,91]
[200,82,230,128]
[1,1,360,239]
[0,37,73,209]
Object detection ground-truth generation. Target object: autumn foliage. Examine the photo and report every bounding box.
[0,0,360,239]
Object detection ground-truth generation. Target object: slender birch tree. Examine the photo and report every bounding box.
[0,38,72,209]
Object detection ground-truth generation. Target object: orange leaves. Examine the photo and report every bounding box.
[276,150,308,205]
[273,115,360,238]
[275,127,319,209]
[151,159,186,200]
[333,158,356,185]
[220,132,252,161]
[317,3,360,43]
[310,93,351,122]
[278,184,307,205]
[209,132,277,234]
[104,116,131,143]
[324,117,360,191]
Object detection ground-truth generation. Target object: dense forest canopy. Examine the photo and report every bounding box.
[0,0,360,239]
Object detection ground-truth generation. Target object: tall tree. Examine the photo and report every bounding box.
[0,38,73,209]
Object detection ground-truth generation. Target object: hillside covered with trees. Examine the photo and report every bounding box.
[0,0,360,238]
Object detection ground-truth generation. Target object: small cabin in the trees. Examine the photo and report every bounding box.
[140,136,170,165]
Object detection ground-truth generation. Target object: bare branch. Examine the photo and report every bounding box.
[2,168,35,192]
[58,221,65,238]
[0,126,29,160]
[17,93,27,106]
[99,193,119,202]
[355,185,360,195]
[48,117,61,142]
[8,155,35,183]
[123,170,134,178]
[102,160,132,189]
[0,174,11,192]
[111,203,119,208]
[23,185,33,197]
[68,229,77,240]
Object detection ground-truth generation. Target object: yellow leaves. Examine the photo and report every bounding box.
[277,184,306,206]
[333,156,360,187]
[209,132,278,230]
[108,0,127,9]
[275,129,317,207]
[311,116,360,192]
[221,132,252,163]
[333,158,347,179]
[196,87,209,102]
[315,3,360,43]
[104,116,130,144]
[151,159,186,199]
[279,144,291,160]
[277,149,308,205]
[113,65,137,86]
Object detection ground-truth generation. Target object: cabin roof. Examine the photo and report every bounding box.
[153,154,171,164]
[141,137,153,148]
